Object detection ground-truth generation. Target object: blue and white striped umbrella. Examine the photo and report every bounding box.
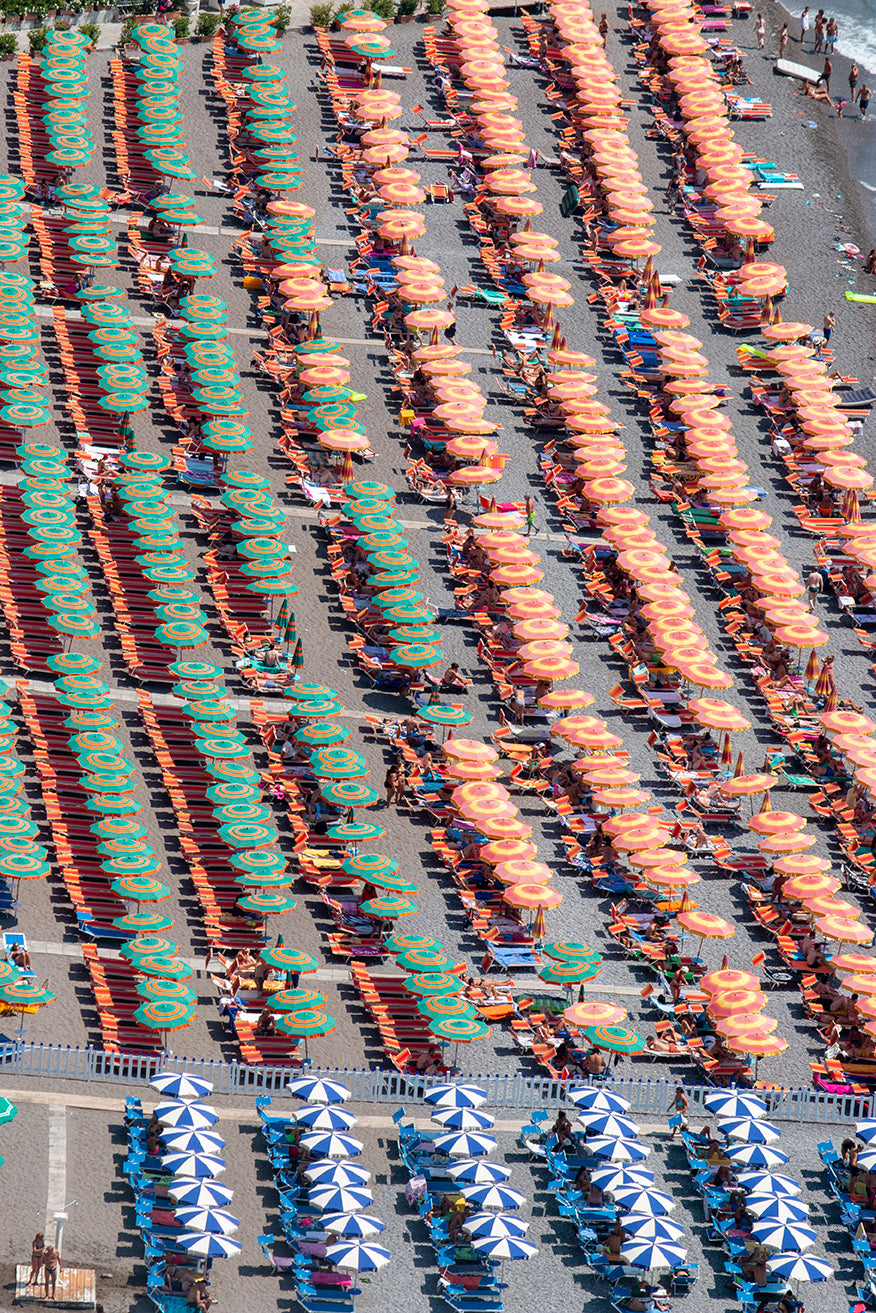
[856,1119,876,1143]
[309,1184,373,1212]
[609,1185,674,1216]
[431,1106,495,1131]
[304,1160,371,1187]
[856,1148,876,1170]
[447,1159,511,1183]
[620,1214,685,1243]
[567,1087,630,1113]
[590,1166,655,1192]
[751,1220,817,1252]
[460,1183,526,1210]
[746,1196,810,1224]
[160,1151,225,1178]
[465,1212,528,1239]
[300,1132,363,1158]
[154,1101,218,1130]
[150,1072,214,1101]
[174,1207,239,1236]
[725,1143,788,1168]
[176,1232,241,1258]
[325,1240,391,1272]
[587,1136,650,1163]
[718,1117,780,1144]
[703,1090,768,1119]
[620,1239,687,1271]
[736,1171,801,1197]
[322,1213,386,1237]
[167,1178,233,1208]
[286,1077,351,1104]
[471,1236,538,1261]
[432,1130,497,1157]
[294,1105,358,1132]
[424,1082,487,1108]
[577,1111,640,1139]
[161,1130,226,1155]
[766,1254,834,1283]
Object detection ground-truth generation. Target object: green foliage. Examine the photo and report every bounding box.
[397,0,417,14]
[195,10,219,36]
[28,24,49,51]
[119,14,138,40]
[78,19,99,44]
[309,1,333,26]
[0,33,16,55]
[172,12,188,36]
[273,2,291,31]
[425,0,444,13]
[371,0,394,18]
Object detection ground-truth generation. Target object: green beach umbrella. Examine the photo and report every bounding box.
[320,781,380,808]
[429,1016,489,1043]
[417,706,473,726]
[418,996,476,1020]
[237,890,297,916]
[0,852,50,881]
[136,979,196,1005]
[360,893,418,918]
[0,979,54,1008]
[294,723,350,747]
[120,935,178,962]
[216,822,279,849]
[259,939,318,973]
[205,781,262,806]
[404,973,462,998]
[111,875,170,903]
[271,987,327,1012]
[134,955,193,981]
[229,850,288,879]
[112,910,174,936]
[326,821,385,842]
[583,1025,646,1054]
[275,1010,336,1039]
[133,999,196,1035]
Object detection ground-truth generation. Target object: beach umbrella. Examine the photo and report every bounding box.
[621,1214,685,1243]
[461,1183,526,1212]
[322,1213,386,1239]
[175,1206,239,1236]
[746,1196,810,1223]
[300,1131,363,1158]
[703,1090,768,1118]
[176,1233,240,1258]
[566,1088,631,1113]
[325,1239,390,1272]
[766,1254,833,1284]
[160,1151,225,1178]
[308,1184,374,1218]
[589,1167,655,1193]
[718,1116,781,1143]
[423,1082,487,1108]
[620,1239,687,1272]
[584,1025,646,1054]
[752,1220,817,1251]
[431,1107,495,1131]
[294,1105,357,1132]
[136,980,196,1005]
[588,1137,650,1163]
[609,1185,673,1215]
[471,1235,537,1261]
[736,1171,802,1197]
[155,1101,218,1130]
[167,1178,233,1208]
[466,1212,528,1240]
[304,1162,370,1188]
[725,1142,789,1167]
[432,1130,497,1156]
[577,1111,640,1138]
[162,1130,226,1155]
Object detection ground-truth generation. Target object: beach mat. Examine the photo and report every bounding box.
[846,292,876,304]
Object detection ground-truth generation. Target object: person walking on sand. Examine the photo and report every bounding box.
[778,22,788,56]
[849,62,859,101]
[599,12,609,44]
[860,84,871,119]
[755,12,765,47]
[807,567,822,612]
[668,1086,689,1136]
[824,309,836,342]
[799,6,810,45]
[817,56,832,91]
[524,493,536,537]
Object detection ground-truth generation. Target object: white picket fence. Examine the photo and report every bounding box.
[0,1041,868,1122]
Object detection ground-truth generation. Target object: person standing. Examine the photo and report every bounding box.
[779,22,789,56]
[849,61,860,101]
[598,12,609,44]
[825,16,837,51]
[817,56,832,91]
[807,567,822,612]
[799,6,810,45]
[755,12,765,47]
[860,84,871,119]
[824,309,836,342]
[524,493,536,537]
[668,1086,689,1137]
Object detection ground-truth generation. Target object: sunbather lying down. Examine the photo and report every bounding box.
[645,1031,686,1054]
[462,974,514,1001]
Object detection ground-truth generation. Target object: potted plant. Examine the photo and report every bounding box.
[272,2,290,32]
[28,24,48,51]
[396,0,416,20]
[309,2,333,27]
[0,33,16,56]
[172,12,188,39]
[193,10,218,38]
[78,20,99,46]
